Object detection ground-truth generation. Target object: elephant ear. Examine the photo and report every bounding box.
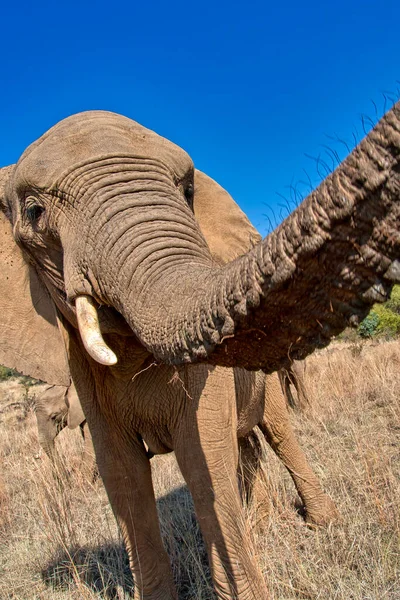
[193,170,261,264]
[0,166,70,386]
[66,382,85,429]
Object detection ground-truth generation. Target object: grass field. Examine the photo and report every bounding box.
[0,339,399,599]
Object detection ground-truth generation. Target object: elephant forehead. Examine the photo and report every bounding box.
[14,110,192,190]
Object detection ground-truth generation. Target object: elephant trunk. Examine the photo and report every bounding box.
[35,410,58,459]
[75,102,399,372]
[108,102,399,372]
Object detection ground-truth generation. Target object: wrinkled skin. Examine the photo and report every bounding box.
[36,372,335,527]
[278,360,309,410]
[237,370,337,527]
[35,383,96,477]
[0,104,399,599]
[35,384,68,458]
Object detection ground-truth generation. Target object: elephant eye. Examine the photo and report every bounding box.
[184,183,194,205]
[25,197,45,223]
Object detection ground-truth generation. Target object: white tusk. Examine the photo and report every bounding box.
[75,295,118,366]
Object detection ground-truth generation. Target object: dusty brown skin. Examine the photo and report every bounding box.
[34,383,96,477]
[0,105,399,599]
[278,360,309,410]
[36,370,332,526]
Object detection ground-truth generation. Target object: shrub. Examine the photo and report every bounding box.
[357,285,400,339]
[0,366,18,381]
[357,311,379,338]
[374,304,400,336]
[385,284,400,315]
[0,365,38,386]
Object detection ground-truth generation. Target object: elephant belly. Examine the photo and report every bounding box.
[120,364,267,454]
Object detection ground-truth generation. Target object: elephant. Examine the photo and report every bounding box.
[278,360,309,409]
[34,382,96,477]
[34,369,334,523]
[0,104,398,599]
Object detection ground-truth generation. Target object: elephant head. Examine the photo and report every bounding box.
[0,105,399,382]
[34,382,85,458]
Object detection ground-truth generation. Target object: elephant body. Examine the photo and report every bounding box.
[37,363,334,524]
[65,339,336,598]
[0,104,399,599]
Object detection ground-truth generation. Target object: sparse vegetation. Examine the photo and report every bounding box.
[0,340,399,599]
[0,366,18,381]
[357,284,400,339]
[357,310,380,338]
[0,365,40,389]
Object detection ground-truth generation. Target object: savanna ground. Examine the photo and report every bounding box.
[0,340,399,600]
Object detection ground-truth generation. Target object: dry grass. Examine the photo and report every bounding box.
[0,340,399,599]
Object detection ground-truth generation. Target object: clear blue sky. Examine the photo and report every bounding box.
[1,0,399,234]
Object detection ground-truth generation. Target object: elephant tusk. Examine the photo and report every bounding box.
[75,295,118,366]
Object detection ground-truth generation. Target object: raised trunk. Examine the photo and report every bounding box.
[108,102,399,372]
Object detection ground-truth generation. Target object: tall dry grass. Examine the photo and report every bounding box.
[0,339,399,599]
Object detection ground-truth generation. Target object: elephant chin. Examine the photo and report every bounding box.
[75,295,118,366]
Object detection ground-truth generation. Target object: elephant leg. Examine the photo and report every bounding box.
[89,421,177,600]
[174,364,269,600]
[238,431,263,505]
[259,373,338,526]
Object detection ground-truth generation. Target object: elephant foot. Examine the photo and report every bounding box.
[303,494,339,527]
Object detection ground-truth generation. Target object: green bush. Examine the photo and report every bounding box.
[0,365,19,380]
[0,365,38,386]
[357,285,400,339]
[374,305,400,336]
[358,311,380,338]
[385,285,400,315]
